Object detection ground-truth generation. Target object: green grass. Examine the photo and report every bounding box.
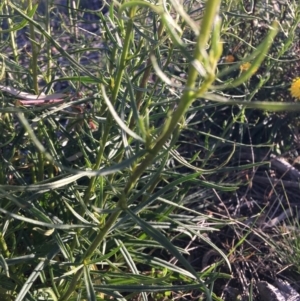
[0,0,300,300]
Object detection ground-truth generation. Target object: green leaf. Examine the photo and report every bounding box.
[84,265,97,301]
[0,5,38,33]
[126,209,203,283]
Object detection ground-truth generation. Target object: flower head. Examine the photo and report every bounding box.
[240,62,251,71]
[290,77,300,100]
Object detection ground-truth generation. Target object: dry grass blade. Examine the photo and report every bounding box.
[0,84,66,100]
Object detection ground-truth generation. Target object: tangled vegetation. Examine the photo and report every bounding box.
[0,0,300,300]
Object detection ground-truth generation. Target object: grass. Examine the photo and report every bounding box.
[0,0,300,300]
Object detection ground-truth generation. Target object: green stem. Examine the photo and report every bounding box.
[83,117,112,204]
[37,122,44,181]
[59,268,83,301]
[83,8,137,204]
[59,208,122,301]
[129,21,165,129]
[72,1,217,294]
[61,2,222,300]
[45,0,52,82]
[123,34,218,195]
[28,0,39,94]
[111,9,136,104]
[4,0,18,62]
[0,232,10,258]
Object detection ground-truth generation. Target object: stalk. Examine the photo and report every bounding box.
[4,0,18,62]
[83,7,137,204]
[60,2,222,300]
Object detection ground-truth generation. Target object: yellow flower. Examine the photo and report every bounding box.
[240,62,251,71]
[290,77,300,100]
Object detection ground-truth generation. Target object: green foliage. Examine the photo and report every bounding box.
[0,0,299,300]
